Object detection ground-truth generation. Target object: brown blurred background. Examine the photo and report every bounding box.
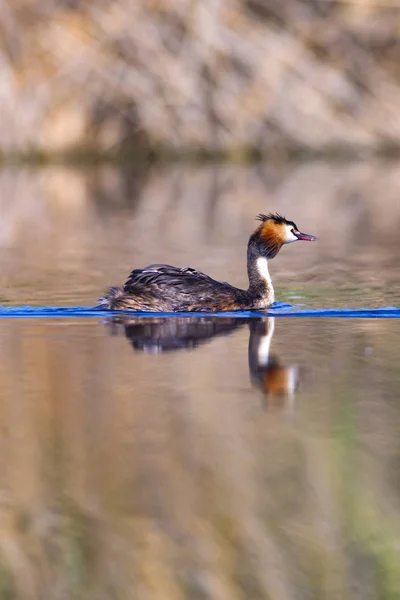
[2,0,400,159]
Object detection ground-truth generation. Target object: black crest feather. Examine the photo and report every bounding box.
[256,213,297,229]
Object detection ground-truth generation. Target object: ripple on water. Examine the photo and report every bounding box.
[0,305,398,319]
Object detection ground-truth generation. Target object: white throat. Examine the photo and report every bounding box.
[256,257,272,285]
[255,256,275,307]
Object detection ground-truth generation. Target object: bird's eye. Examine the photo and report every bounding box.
[291,228,295,234]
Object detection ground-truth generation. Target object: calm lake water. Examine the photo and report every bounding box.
[0,163,399,599]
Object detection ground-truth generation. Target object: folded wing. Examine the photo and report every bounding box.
[123,264,241,312]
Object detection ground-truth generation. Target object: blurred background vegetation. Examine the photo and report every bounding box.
[2,0,400,162]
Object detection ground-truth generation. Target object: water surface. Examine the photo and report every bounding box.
[0,161,399,309]
[1,314,400,598]
[0,162,400,599]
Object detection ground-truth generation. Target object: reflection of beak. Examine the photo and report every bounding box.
[295,231,318,241]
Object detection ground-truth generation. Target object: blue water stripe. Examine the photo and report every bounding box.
[0,305,398,319]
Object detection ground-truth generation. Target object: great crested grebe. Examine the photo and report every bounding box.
[99,213,317,312]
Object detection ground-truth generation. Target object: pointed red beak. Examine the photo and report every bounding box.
[294,231,318,241]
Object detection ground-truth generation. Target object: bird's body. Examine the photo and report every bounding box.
[102,265,251,312]
[99,213,317,312]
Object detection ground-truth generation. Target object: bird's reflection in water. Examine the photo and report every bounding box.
[248,318,300,410]
[108,316,302,409]
[112,316,247,353]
